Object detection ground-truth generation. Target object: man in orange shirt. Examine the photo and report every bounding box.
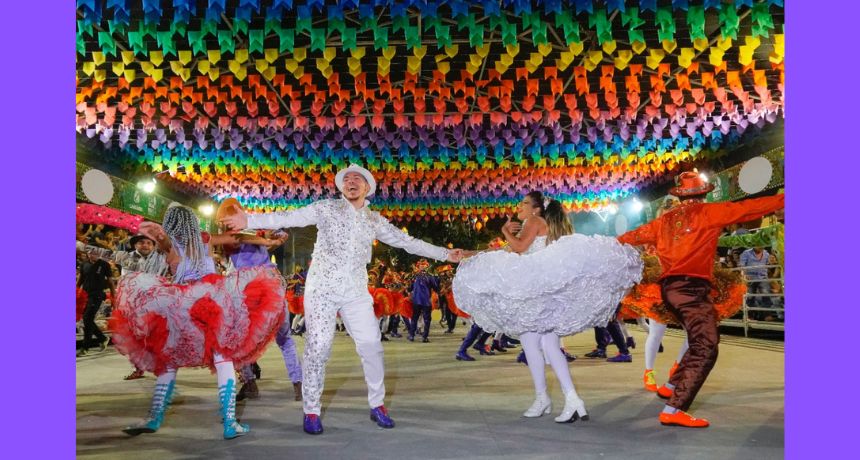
[618,171,784,428]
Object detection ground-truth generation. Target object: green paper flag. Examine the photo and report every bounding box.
[392,16,409,33]
[469,24,484,47]
[405,26,421,49]
[720,7,740,40]
[342,27,357,51]
[655,7,675,43]
[278,28,295,53]
[76,32,86,55]
[233,19,249,36]
[310,27,327,52]
[171,22,186,37]
[557,12,581,45]
[127,31,145,55]
[436,25,452,48]
[264,19,279,36]
[187,30,207,55]
[687,5,706,41]
[157,31,177,57]
[373,26,388,50]
[621,7,645,28]
[249,29,264,54]
[98,31,116,57]
[296,18,312,34]
[107,20,126,36]
[200,21,218,38]
[218,30,235,54]
[328,18,346,35]
[140,22,157,39]
[457,13,476,31]
[77,20,93,38]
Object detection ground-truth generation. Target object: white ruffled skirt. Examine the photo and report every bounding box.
[452,234,643,336]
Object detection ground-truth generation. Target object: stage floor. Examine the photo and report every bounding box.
[76,322,784,460]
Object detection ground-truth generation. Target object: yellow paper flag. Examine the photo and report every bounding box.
[716,36,732,51]
[264,48,279,63]
[614,50,633,70]
[293,48,307,62]
[537,43,553,57]
[207,50,221,64]
[693,38,709,52]
[178,50,192,65]
[645,49,665,70]
[149,51,164,66]
[323,47,337,62]
[602,40,617,54]
[708,47,725,67]
[678,48,696,68]
[662,40,677,54]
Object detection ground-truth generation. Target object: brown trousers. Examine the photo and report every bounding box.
[660,276,720,412]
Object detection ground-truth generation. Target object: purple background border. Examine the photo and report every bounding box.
[2,1,857,457]
[784,1,860,458]
[2,0,76,457]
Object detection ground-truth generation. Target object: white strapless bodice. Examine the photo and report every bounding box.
[523,235,547,255]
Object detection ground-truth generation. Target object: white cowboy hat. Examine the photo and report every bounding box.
[335,164,377,197]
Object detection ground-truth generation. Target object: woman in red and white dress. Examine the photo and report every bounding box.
[110,205,285,440]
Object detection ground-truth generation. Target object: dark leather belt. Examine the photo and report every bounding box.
[661,275,710,285]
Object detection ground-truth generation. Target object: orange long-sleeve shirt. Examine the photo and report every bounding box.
[617,194,784,282]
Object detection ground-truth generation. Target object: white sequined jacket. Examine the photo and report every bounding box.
[247,198,449,297]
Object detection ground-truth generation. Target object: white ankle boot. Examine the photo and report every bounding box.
[523,392,552,417]
[554,391,588,423]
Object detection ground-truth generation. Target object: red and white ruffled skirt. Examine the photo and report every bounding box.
[110,266,286,375]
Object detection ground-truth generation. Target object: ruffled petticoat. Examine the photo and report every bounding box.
[286,291,305,315]
[622,262,747,325]
[452,234,643,336]
[110,265,286,375]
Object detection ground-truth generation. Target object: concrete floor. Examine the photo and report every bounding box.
[76,321,784,460]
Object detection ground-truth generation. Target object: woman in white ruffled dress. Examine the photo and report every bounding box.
[453,192,643,423]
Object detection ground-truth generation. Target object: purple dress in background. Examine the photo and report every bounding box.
[231,243,303,385]
[230,244,275,269]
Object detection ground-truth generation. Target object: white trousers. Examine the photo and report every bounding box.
[302,291,385,415]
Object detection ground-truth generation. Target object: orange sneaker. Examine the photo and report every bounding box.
[659,410,710,428]
[656,384,673,399]
[668,361,679,379]
[643,369,657,392]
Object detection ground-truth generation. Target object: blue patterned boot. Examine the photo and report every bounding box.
[123,380,175,435]
[219,378,250,439]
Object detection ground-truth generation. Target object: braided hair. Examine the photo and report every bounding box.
[162,205,206,265]
[544,199,574,244]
